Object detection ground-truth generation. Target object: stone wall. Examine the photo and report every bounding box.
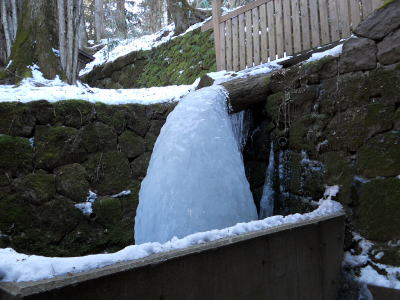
[81,28,216,89]
[0,100,175,256]
[245,0,400,268]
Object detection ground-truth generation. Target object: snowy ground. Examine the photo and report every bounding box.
[344,233,400,290]
[0,186,342,282]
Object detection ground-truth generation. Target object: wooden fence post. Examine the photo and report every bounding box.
[212,0,223,70]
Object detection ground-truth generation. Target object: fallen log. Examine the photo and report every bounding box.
[221,73,273,114]
[196,73,274,113]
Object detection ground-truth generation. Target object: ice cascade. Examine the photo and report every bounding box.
[259,143,275,219]
[134,86,258,244]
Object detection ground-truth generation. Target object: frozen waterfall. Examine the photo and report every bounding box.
[134,86,258,244]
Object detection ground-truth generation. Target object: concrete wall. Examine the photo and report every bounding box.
[0,213,345,300]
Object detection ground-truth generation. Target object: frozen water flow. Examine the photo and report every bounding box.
[230,110,252,151]
[260,143,275,219]
[134,86,258,244]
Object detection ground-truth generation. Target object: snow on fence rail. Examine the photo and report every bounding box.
[202,0,384,71]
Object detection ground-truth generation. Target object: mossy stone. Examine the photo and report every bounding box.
[35,125,86,170]
[358,131,400,178]
[95,103,127,134]
[53,100,95,128]
[355,177,400,241]
[27,100,55,125]
[80,122,117,153]
[119,131,145,159]
[14,173,56,205]
[319,72,370,115]
[58,220,108,256]
[124,104,150,137]
[0,102,35,136]
[320,151,355,205]
[265,92,284,120]
[130,152,151,179]
[0,135,33,180]
[55,163,90,202]
[84,151,131,195]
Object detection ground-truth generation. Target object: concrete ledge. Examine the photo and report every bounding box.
[0,212,345,300]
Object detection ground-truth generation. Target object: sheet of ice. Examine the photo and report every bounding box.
[80,19,210,76]
[259,143,275,219]
[304,44,343,63]
[134,85,258,244]
[343,232,400,290]
[0,188,342,282]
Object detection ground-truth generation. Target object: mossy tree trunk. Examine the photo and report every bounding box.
[10,0,65,81]
[9,0,82,84]
[167,0,210,35]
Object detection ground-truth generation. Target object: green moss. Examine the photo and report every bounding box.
[54,100,95,128]
[35,125,86,170]
[16,173,56,205]
[356,178,400,241]
[84,28,216,88]
[0,69,8,80]
[379,0,396,9]
[358,131,400,178]
[0,135,33,177]
[0,102,36,136]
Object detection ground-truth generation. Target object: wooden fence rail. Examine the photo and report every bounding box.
[202,0,385,71]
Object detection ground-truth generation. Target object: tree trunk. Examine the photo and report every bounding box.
[167,0,210,35]
[1,0,11,58]
[116,0,127,38]
[58,0,67,70]
[79,10,87,48]
[9,0,64,81]
[94,0,104,41]
[9,0,82,84]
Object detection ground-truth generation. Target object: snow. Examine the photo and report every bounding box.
[0,187,342,282]
[259,143,275,219]
[74,191,97,216]
[304,44,343,63]
[80,19,210,76]
[74,202,93,216]
[111,190,131,198]
[134,85,258,244]
[343,232,400,290]
[207,59,284,86]
[0,66,194,105]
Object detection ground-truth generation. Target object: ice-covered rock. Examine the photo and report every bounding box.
[134,86,258,244]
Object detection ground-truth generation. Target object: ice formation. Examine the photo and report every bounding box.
[259,143,275,219]
[134,85,258,244]
[230,110,252,151]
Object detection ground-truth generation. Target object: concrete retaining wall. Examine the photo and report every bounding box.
[0,213,345,300]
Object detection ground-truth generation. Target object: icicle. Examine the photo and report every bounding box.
[259,143,275,219]
[230,110,252,151]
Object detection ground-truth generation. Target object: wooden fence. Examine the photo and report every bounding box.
[202,0,385,71]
